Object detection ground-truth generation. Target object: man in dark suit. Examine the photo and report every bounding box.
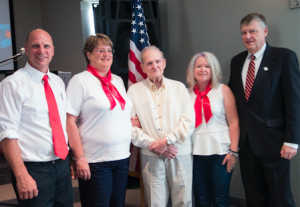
[228,13,300,207]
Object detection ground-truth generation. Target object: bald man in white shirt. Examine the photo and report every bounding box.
[0,29,73,207]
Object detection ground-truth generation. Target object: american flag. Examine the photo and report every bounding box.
[128,0,150,172]
[128,0,150,87]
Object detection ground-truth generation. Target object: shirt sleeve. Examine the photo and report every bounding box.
[166,85,195,144]
[127,88,156,149]
[0,81,22,141]
[284,142,299,149]
[66,75,85,117]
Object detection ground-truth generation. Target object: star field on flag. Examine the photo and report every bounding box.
[128,0,150,88]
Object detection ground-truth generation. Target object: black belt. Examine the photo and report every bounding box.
[24,158,62,165]
[48,158,62,164]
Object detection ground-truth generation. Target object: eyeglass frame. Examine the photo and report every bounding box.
[93,48,115,54]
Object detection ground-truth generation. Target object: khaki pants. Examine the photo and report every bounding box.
[140,153,193,207]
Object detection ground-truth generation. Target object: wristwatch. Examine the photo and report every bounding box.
[166,137,172,145]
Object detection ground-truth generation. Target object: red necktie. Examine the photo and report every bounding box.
[43,75,68,160]
[87,64,126,110]
[193,82,213,128]
[245,55,256,101]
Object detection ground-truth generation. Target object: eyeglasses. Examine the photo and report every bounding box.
[94,49,115,54]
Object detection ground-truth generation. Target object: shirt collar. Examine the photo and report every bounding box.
[23,62,50,82]
[146,76,166,90]
[247,42,266,60]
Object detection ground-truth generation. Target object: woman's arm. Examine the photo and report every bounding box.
[222,85,240,173]
[66,113,91,180]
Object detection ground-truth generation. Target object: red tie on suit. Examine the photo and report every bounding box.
[245,55,256,101]
[43,75,68,160]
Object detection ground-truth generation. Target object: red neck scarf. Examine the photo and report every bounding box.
[87,64,125,110]
[193,81,213,128]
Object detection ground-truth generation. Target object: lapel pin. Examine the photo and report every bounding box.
[263,67,268,71]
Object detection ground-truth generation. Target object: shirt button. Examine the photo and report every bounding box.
[158,128,160,131]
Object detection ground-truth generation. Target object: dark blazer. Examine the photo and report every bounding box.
[228,43,300,156]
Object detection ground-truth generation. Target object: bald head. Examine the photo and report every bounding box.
[24,29,55,73]
[26,29,53,46]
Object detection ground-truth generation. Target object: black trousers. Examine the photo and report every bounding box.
[239,138,295,207]
[11,158,73,207]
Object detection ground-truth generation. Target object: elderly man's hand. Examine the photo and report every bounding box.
[280,145,297,160]
[163,145,177,159]
[131,116,141,128]
[149,138,168,156]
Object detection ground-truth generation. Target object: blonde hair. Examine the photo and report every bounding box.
[186,52,222,88]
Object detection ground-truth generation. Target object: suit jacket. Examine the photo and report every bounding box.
[228,43,300,156]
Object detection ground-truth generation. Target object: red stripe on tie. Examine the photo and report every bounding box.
[245,55,256,101]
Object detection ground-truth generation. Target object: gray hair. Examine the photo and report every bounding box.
[240,13,267,29]
[140,46,165,64]
[186,52,222,89]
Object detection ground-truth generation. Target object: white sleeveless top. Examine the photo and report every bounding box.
[188,84,230,155]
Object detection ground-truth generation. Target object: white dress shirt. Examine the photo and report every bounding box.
[0,62,68,161]
[241,43,298,149]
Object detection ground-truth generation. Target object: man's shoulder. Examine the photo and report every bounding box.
[128,79,147,91]
[48,71,65,86]
[1,68,27,85]
[231,50,248,62]
[269,45,296,57]
[165,77,186,89]
[48,71,62,80]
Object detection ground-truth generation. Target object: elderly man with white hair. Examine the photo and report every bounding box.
[127,46,195,207]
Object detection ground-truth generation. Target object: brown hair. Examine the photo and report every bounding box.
[83,33,113,64]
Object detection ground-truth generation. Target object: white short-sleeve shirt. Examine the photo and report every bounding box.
[66,71,132,163]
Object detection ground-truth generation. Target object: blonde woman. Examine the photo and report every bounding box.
[186,52,239,207]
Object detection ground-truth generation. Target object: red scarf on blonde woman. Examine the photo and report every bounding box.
[87,64,125,110]
[193,81,213,128]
